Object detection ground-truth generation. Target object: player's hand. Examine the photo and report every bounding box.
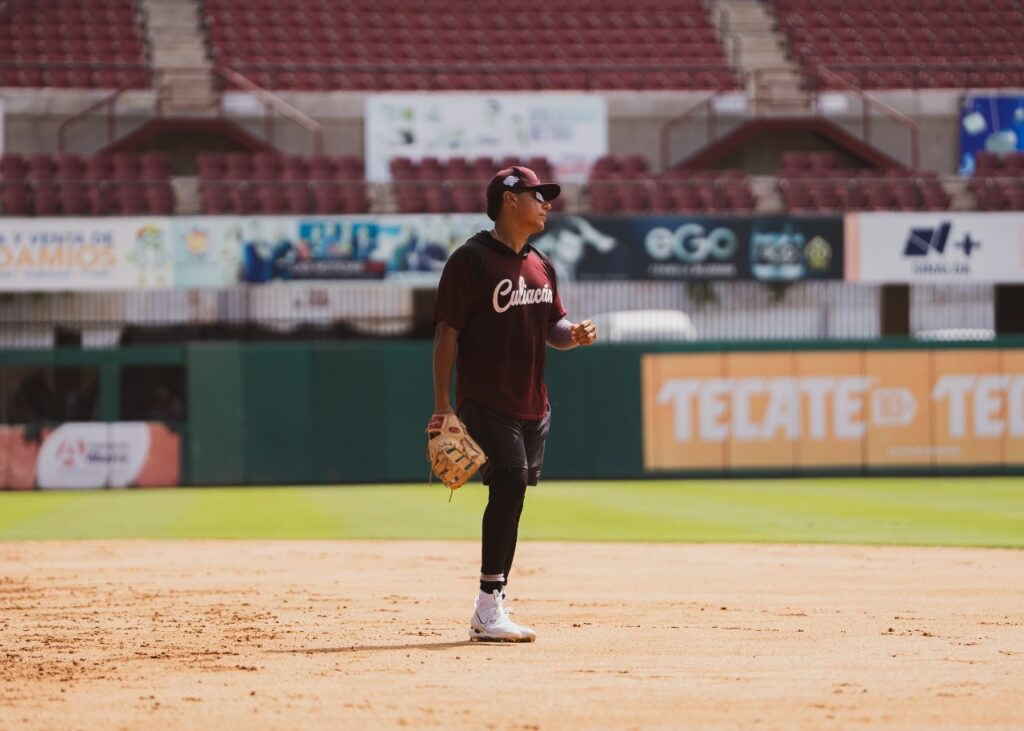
[571,320,597,346]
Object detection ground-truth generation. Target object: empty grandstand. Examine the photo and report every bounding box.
[0,0,1021,353]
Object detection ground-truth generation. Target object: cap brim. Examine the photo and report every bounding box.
[527,183,561,201]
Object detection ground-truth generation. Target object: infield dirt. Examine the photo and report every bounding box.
[1,540,1021,730]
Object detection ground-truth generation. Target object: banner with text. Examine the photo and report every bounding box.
[364,93,607,182]
[532,214,843,282]
[0,422,181,489]
[0,213,843,289]
[172,214,489,286]
[642,349,1024,471]
[0,217,173,291]
[846,212,1024,283]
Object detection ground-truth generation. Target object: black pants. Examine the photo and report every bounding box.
[458,400,551,586]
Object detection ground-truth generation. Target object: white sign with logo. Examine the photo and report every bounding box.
[0,217,173,291]
[847,212,1024,283]
[36,423,151,489]
[365,94,607,183]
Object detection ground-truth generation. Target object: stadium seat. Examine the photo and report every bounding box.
[58,182,90,215]
[1,0,148,88]
[775,152,950,212]
[587,161,758,214]
[771,1,1024,89]
[2,183,33,215]
[201,0,739,91]
[196,152,369,214]
[970,152,1024,211]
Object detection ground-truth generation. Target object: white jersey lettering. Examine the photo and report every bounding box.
[492,276,553,313]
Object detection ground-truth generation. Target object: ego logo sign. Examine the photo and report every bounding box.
[644,224,738,262]
[643,223,739,279]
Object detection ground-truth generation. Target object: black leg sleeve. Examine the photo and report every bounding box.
[480,468,528,581]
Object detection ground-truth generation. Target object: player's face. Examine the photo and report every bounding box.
[512,190,552,233]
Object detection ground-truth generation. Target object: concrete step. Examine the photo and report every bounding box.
[741,54,794,70]
[722,12,773,26]
[735,36,786,53]
[152,53,209,66]
[146,14,201,25]
[171,177,201,215]
[718,2,771,16]
[152,43,207,53]
[750,175,784,213]
[146,5,200,14]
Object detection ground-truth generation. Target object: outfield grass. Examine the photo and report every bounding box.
[0,478,1022,547]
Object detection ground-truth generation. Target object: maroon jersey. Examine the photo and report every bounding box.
[434,231,567,420]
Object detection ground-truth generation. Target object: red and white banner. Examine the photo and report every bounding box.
[0,422,180,490]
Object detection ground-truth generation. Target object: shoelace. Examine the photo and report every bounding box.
[480,592,511,625]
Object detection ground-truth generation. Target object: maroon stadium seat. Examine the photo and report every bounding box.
[771,0,1024,89]
[58,182,90,215]
[1,0,149,89]
[201,1,737,91]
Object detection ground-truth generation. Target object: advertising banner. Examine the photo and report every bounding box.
[0,217,173,291]
[846,212,1024,283]
[172,214,489,286]
[959,95,1024,175]
[533,214,843,282]
[642,349,1024,472]
[0,213,843,290]
[0,422,180,489]
[364,93,607,182]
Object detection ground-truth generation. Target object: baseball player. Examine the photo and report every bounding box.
[431,166,598,642]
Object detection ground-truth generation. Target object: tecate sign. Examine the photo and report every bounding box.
[846,212,1024,283]
[642,350,1024,471]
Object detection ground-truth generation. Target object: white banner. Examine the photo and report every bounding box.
[364,93,607,183]
[0,217,173,291]
[847,212,1024,283]
[36,423,151,489]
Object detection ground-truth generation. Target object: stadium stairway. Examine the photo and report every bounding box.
[709,0,808,111]
[142,0,219,114]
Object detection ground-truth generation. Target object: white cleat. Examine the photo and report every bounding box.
[469,589,536,642]
[501,589,537,641]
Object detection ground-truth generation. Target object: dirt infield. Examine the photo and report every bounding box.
[1,540,1021,730]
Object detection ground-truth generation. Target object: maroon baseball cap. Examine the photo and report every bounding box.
[485,166,560,221]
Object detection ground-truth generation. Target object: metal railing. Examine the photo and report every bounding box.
[0,282,1000,349]
[224,61,740,92]
[815,66,920,169]
[658,65,921,171]
[56,88,142,154]
[806,62,1024,93]
[215,65,324,155]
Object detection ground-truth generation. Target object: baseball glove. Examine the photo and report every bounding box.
[426,413,486,496]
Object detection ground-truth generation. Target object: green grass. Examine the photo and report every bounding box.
[0,478,1022,547]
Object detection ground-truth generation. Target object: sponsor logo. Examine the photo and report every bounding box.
[184,228,209,256]
[492,276,554,313]
[871,387,917,427]
[903,222,951,256]
[503,175,520,187]
[644,223,738,279]
[805,236,832,271]
[902,221,979,277]
[655,373,1024,443]
[37,423,152,489]
[750,224,805,281]
[55,438,86,468]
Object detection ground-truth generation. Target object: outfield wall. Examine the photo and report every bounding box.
[3,339,1024,488]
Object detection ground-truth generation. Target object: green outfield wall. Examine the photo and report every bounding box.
[4,338,1024,487]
